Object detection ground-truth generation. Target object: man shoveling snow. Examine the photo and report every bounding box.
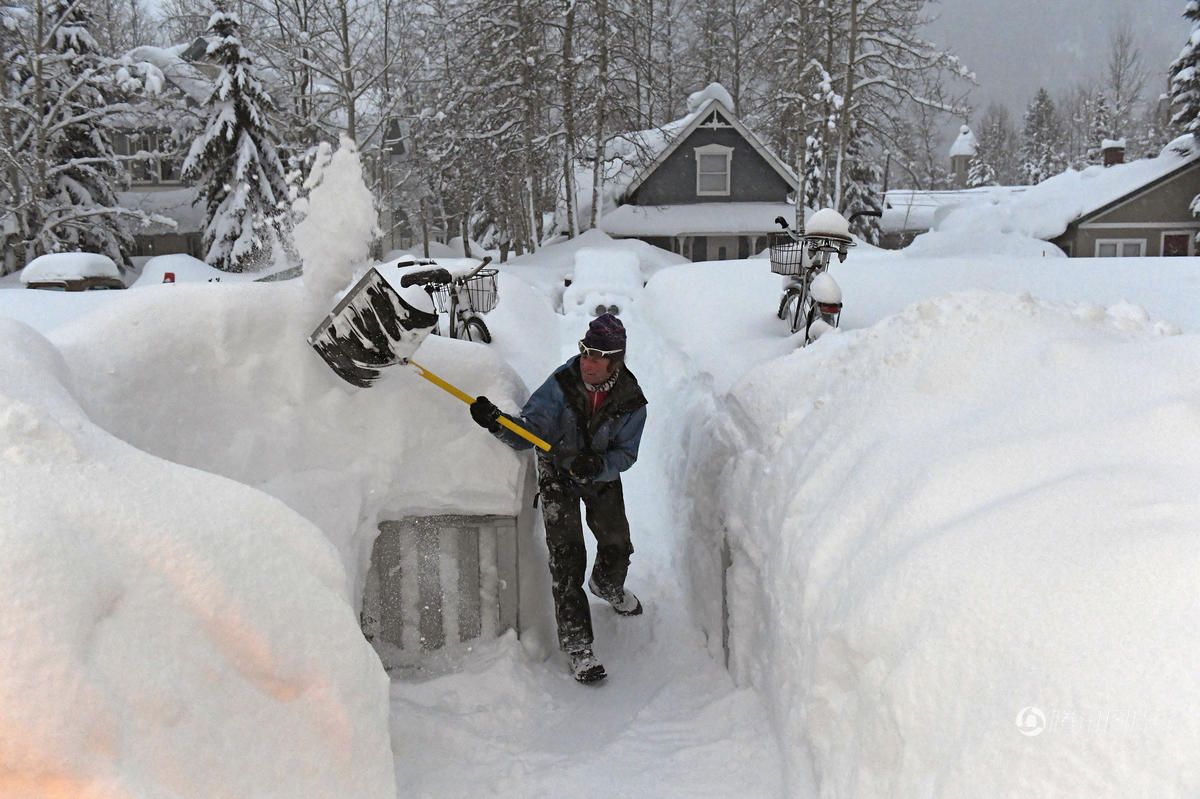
[470,314,648,684]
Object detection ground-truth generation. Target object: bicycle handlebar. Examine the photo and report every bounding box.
[397,256,494,290]
[463,256,493,280]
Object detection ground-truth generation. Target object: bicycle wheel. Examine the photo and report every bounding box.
[777,288,797,320]
[788,289,812,335]
[455,315,492,344]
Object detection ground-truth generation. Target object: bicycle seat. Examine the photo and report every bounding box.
[399,268,453,287]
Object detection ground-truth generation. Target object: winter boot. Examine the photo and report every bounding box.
[568,646,606,684]
[588,576,643,616]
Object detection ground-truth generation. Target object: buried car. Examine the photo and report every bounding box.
[561,247,644,317]
[22,252,125,291]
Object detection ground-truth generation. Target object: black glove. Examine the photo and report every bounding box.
[470,396,501,431]
[570,451,604,481]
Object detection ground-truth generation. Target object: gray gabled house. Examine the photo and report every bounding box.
[596,86,798,262]
[1049,138,1200,257]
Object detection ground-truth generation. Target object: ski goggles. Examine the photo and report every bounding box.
[578,340,624,359]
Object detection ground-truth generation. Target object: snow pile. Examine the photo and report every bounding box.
[685,289,1200,796]
[21,252,120,283]
[133,252,232,285]
[686,82,736,114]
[562,246,643,315]
[904,215,1068,259]
[504,228,686,313]
[0,318,396,798]
[880,186,1027,238]
[805,207,851,238]
[51,283,530,595]
[293,137,380,311]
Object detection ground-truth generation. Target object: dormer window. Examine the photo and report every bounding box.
[695,143,733,196]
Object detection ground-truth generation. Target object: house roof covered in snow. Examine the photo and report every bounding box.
[953,135,1200,242]
[125,44,214,104]
[119,187,204,234]
[881,186,1027,234]
[888,135,1200,241]
[620,89,798,201]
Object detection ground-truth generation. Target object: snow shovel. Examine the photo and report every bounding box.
[307,265,552,452]
[306,265,440,388]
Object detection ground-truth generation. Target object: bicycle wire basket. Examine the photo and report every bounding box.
[768,231,807,276]
[464,267,499,313]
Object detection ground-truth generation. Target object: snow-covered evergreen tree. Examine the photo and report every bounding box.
[802,131,828,211]
[1170,1,1200,222]
[0,0,140,272]
[1019,87,1064,185]
[42,0,134,260]
[1089,90,1113,163]
[966,153,996,187]
[975,102,1020,185]
[182,0,293,272]
[1170,1,1200,141]
[840,124,881,243]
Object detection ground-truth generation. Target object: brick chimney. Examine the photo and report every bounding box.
[1101,138,1126,167]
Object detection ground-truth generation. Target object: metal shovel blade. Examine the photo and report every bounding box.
[307,266,439,387]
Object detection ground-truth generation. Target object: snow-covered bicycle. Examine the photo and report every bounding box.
[770,208,855,346]
[400,257,498,343]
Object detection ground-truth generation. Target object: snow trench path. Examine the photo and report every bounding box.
[388,304,787,798]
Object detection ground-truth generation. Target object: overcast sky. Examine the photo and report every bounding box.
[921,0,1191,130]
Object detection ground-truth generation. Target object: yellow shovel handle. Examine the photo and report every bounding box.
[408,360,552,452]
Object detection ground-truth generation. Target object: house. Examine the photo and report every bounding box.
[882,133,1200,257]
[1047,137,1200,257]
[594,84,799,261]
[116,42,217,259]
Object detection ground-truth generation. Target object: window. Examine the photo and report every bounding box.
[1162,232,1193,257]
[694,144,733,196]
[113,131,183,186]
[1095,239,1145,257]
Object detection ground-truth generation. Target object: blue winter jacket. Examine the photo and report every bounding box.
[495,356,648,484]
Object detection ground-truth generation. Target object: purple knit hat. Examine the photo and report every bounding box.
[582,313,626,355]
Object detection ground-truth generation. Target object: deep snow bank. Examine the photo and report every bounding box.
[49,282,532,599]
[0,318,395,798]
[686,290,1200,796]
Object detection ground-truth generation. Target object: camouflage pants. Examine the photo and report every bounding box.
[538,468,634,652]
